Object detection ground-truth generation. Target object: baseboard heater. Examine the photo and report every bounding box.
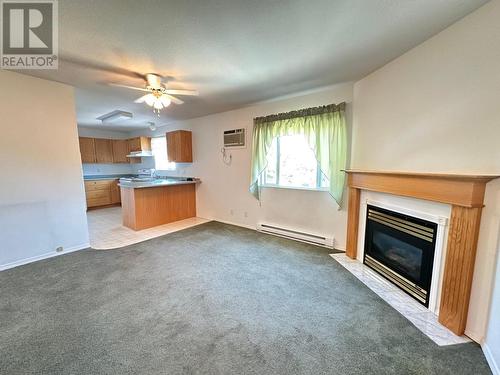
[257,223,334,248]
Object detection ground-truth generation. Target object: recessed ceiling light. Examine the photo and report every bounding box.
[97,110,133,124]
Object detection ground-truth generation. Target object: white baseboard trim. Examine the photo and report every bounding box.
[201,217,256,231]
[0,243,90,271]
[483,343,499,375]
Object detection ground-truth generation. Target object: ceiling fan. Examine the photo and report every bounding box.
[109,73,198,116]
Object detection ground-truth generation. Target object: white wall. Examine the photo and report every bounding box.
[352,0,500,344]
[77,126,134,176]
[485,251,500,375]
[130,83,353,250]
[0,71,89,269]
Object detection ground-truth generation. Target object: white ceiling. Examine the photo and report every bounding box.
[22,0,488,131]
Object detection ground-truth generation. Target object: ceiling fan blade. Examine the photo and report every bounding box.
[165,94,184,105]
[60,55,146,80]
[164,89,199,96]
[108,82,149,92]
[134,94,151,103]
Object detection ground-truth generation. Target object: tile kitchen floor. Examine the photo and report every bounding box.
[87,206,210,250]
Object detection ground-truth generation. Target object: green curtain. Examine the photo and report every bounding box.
[249,103,347,206]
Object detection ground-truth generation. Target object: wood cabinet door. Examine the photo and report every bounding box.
[95,139,114,163]
[79,137,96,163]
[84,179,119,209]
[112,139,129,163]
[167,130,192,162]
[166,132,177,161]
[85,185,111,208]
[128,137,151,152]
[110,180,121,204]
[128,136,141,164]
[128,137,142,152]
[140,136,152,151]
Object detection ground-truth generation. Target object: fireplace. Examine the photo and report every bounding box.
[345,170,498,335]
[364,205,437,306]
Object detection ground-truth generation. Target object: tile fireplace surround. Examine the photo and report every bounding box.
[344,170,499,336]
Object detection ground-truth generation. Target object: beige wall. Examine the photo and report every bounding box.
[131,82,353,250]
[352,0,500,343]
[0,71,89,269]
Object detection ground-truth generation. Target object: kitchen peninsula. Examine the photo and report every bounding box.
[119,177,199,230]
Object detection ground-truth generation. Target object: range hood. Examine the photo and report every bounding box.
[126,151,153,158]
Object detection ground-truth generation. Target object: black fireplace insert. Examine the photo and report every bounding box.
[363,205,437,306]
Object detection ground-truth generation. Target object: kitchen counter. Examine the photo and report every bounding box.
[118,178,200,189]
[120,178,199,230]
[84,174,134,181]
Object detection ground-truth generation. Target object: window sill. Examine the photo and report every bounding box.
[260,184,329,193]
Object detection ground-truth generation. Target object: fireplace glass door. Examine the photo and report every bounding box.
[364,205,437,306]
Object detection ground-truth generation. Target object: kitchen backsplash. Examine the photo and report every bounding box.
[82,158,190,177]
[82,163,134,176]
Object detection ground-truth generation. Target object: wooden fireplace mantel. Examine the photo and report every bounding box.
[344,169,499,336]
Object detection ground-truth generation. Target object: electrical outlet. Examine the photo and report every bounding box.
[230,209,234,216]
[244,211,248,218]
[56,246,63,253]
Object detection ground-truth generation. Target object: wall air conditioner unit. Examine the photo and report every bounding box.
[223,128,245,148]
[257,223,334,248]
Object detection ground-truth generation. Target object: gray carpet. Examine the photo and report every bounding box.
[0,221,491,375]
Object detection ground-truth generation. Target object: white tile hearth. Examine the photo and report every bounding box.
[330,253,471,346]
[87,206,210,250]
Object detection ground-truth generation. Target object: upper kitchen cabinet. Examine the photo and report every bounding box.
[128,137,151,152]
[78,136,152,164]
[128,137,151,164]
[167,130,192,163]
[112,139,129,163]
[79,137,96,163]
[94,138,113,163]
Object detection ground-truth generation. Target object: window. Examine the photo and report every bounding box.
[249,104,346,203]
[263,134,329,190]
[151,136,176,170]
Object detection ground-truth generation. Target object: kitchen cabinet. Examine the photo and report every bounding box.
[110,180,121,204]
[78,136,151,164]
[112,139,129,163]
[167,130,192,162]
[79,137,96,163]
[84,179,121,209]
[128,137,151,164]
[94,139,114,164]
[128,137,151,152]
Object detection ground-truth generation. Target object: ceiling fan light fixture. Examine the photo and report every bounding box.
[160,95,171,107]
[144,94,156,107]
[117,73,197,116]
[153,100,163,110]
